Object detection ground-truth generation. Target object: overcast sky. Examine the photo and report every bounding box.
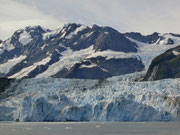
[0,0,180,40]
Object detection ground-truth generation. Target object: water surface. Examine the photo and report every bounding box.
[0,122,179,135]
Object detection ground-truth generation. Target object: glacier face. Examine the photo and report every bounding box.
[0,72,180,122]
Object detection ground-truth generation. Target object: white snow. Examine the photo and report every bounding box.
[34,34,180,78]
[85,31,94,38]
[1,26,180,79]
[127,37,179,69]
[28,25,48,32]
[65,31,74,39]
[172,50,180,56]
[36,46,95,78]
[86,49,135,60]
[65,25,87,39]
[104,32,109,35]
[0,39,15,54]
[73,41,78,45]
[73,25,87,35]
[0,72,180,122]
[60,28,67,38]
[9,57,51,79]
[159,38,169,45]
[0,55,26,74]
[159,33,180,44]
[42,28,61,40]
[40,44,48,50]
[19,31,32,46]
[79,63,97,68]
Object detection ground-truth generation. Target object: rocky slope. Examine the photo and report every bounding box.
[0,24,180,79]
[144,45,180,81]
[125,32,160,44]
[125,32,175,45]
[0,72,180,122]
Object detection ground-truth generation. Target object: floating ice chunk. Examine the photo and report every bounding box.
[25,127,32,130]
[65,127,72,129]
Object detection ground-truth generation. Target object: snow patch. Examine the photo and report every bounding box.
[104,32,109,35]
[42,29,61,40]
[73,41,78,45]
[172,50,180,56]
[74,25,87,35]
[80,63,97,68]
[40,44,48,50]
[0,39,15,54]
[0,55,26,74]
[65,25,87,39]
[85,31,94,38]
[159,38,170,45]
[86,49,135,60]
[159,33,180,45]
[19,31,32,46]
[65,32,74,39]
[9,57,51,79]
[36,46,95,78]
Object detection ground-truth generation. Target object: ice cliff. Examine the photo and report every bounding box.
[0,72,180,122]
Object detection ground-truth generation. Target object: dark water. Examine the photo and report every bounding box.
[0,122,179,135]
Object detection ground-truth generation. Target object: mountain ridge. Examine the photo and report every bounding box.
[0,23,180,79]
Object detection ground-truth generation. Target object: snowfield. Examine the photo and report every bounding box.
[127,36,180,69]
[0,72,180,122]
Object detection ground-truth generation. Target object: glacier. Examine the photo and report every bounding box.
[0,72,180,122]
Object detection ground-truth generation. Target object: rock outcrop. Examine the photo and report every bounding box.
[144,45,180,81]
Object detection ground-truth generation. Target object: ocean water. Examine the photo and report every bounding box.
[0,122,179,135]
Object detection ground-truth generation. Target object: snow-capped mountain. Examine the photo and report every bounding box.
[0,23,180,79]
[0,24,180,122]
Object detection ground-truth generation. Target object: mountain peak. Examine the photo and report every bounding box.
[14,25,49,35]
[0,23,179,79]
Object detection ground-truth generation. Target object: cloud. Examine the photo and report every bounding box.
[0,0,63,40]
[1,0,180,40]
